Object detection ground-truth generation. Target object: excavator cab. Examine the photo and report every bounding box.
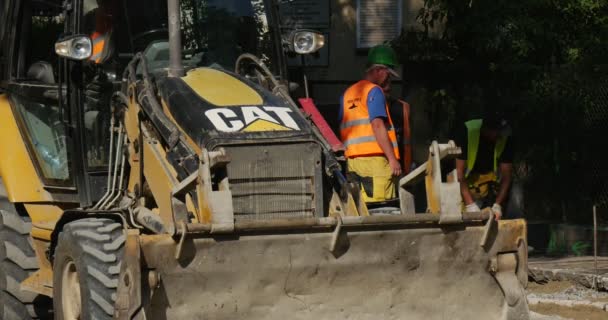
[0,1,529,320]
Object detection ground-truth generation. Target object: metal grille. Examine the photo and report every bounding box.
[224,143,323,220]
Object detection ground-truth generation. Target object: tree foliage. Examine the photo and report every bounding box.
[393,0,608,220]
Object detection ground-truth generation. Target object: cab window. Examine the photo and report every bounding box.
[10,94,70,181]
[17,0,65,80]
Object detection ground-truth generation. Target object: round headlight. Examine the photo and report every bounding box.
[292,31,325,54]
[55,36,92,61]
[71,38,93,60]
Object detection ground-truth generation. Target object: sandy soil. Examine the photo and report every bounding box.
[530,303,606,320]
[527,280,608,320]
[528,281,574,295]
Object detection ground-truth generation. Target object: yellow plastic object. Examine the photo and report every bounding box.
[182,68,263,107]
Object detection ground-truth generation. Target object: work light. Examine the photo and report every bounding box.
[55,35,93,61]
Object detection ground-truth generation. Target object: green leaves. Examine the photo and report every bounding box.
[393,0,608,220]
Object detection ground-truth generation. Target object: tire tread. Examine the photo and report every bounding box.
[0,206,51,319]
[54,218,125,320]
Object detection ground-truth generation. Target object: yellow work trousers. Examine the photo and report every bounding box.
[347,156,396,203]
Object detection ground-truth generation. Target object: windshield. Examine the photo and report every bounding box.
[109,0,277,73]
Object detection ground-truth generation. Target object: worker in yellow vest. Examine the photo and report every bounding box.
[455,111,513,220]
[339,44,401,203]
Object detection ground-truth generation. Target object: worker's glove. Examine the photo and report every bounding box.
[465,203,481,213]
[491,203,503,220]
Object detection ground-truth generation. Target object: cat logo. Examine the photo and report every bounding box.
[205,106,301,133]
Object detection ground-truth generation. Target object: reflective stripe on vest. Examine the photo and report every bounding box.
[90,32,107,63]
[464,119,507,177]
[340,80,399,159]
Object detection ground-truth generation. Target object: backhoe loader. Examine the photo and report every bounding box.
[0,0,529,319]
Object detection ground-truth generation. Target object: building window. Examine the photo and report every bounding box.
[356,0,402,49]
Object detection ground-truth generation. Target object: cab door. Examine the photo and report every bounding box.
[73,0,121,206]
[1,0,80,203]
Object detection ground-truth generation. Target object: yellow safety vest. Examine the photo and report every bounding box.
[464,119,508,177]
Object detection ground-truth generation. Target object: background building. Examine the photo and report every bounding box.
[281,0,435,165]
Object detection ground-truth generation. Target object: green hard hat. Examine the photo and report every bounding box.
[367,44,398,68]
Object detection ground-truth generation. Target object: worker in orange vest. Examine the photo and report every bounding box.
[382,80,413,175]
[88,0,116,64]
[339,44,401,204]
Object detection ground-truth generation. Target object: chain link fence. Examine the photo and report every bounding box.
[515,68,608,224]
[583,76,608,208]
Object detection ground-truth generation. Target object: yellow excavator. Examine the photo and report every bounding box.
[0,0,529,319]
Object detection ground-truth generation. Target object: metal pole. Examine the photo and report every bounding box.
[301,54,309,98]
[167,0,184,77]
[304,73,309,98]
[594,205,598,288]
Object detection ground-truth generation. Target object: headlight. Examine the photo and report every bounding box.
[55,35,92,61]
[291,30,325,54]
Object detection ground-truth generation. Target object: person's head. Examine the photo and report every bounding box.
[481,109,511,142]
[93,0,116,24]
[365,44,400,88]
[95,0,119,15]
[96,0,109,8]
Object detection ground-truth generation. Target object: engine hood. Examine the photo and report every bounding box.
[158,67,314,149]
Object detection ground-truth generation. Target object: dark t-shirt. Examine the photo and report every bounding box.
[387,97,404,143]
[455,123,514,174]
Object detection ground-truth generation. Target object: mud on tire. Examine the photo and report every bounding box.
[53,218,125,320]
[0,207,52,320]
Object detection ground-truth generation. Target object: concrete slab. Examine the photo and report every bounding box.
[529,256,608,290]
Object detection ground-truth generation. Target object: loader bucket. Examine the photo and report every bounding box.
[134,217,529,320]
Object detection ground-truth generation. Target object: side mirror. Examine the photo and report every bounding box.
[287,30,325,55]
[55,35,92,61]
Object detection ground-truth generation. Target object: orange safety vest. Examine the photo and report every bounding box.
[340,80,400,159]
[90,31,107,63]
[397,99,412,174]
[89,4,114,64]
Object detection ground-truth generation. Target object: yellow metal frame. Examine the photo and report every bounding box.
[0,94,54,202]
[181,68,263,106]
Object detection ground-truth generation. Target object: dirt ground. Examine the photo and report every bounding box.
[530,303,606,320]
[527,280,608,320]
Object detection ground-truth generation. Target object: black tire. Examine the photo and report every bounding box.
[0,207,52,319]
[53,218,125,320]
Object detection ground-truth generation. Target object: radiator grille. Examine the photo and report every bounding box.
[224,143,322,220]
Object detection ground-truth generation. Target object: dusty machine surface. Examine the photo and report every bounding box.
[0,0,529,319]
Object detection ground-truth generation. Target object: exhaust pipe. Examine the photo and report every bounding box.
[167,0,184,77]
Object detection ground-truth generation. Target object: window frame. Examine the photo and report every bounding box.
[6,82,75,189]
[355,0,403,49]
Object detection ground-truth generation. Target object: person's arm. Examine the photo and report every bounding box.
[456,159,474,205]
[495,163,513,206]
[492,136,514,219]
[371,118,401,176]
[367,87,401,176]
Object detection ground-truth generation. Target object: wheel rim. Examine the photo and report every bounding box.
[61,260,82,320]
